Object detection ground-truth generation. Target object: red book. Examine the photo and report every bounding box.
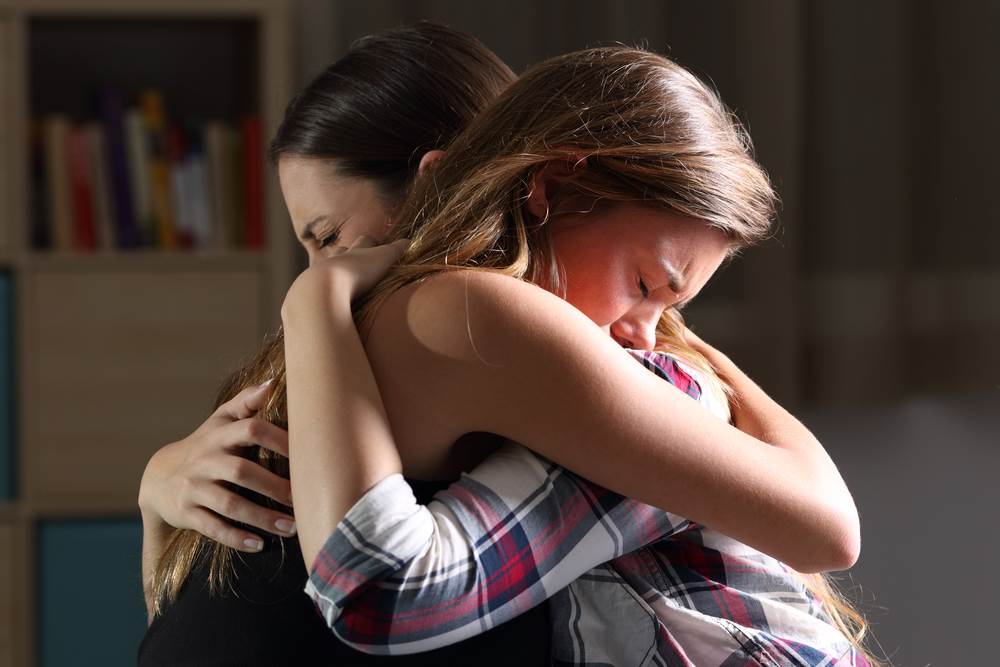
[67,125,96,251]
[241,115,264,249]
[166,124,195,249]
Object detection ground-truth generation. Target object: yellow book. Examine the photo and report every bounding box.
[140,90,175,249]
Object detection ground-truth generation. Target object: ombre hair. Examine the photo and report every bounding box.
[353,46,776,408]
[350,45,875,662]
[152,43,878,665]
[149,20,514,617]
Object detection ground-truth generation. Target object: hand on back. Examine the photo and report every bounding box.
[139,381,295,552]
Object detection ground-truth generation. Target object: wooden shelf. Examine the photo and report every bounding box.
[0,3,293,664]
[20,248,269,272]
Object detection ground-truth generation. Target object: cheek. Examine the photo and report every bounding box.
[556,247,634,324]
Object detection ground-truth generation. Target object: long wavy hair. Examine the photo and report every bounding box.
[149,20,514,616]
[151,42,878,664]
[349,45,877,664]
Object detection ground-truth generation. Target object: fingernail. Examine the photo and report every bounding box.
[275,519,296,535]
[244,538,264,551]
[259,378,274,388]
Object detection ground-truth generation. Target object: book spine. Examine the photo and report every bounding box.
[125,108,153,247]
[187,153,212,248]
[100,87,138,249]
[84,123,115,252]
[29,121,51,250]
[43,116,73,251]
[203,122,229,249]
[241,115,264,249]
[140,90,176,250]
[167,124,193,249]
[228,126,244,248]
[67,126,96,251]
[186,127,212,248]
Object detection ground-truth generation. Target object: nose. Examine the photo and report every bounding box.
[610,307,661,351]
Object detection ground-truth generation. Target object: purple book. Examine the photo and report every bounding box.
[100,87,139,249]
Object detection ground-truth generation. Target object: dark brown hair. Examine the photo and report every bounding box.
[268,20,515,200]
[150,21,514,615]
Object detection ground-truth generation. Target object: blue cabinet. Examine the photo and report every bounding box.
[37,519,146,667]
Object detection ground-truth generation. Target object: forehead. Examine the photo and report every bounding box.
[278,156,391,241]
[618,204,729,257]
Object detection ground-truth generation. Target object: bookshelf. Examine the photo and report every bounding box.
[0,1,293,664]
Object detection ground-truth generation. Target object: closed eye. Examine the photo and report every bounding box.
[638,277,650,299]
[316,230,340,248]
[314,220,349,249]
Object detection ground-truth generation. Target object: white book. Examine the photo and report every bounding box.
[170,158,190,245]
[187,154,212,247]
[83,123,114,251]
[124,108,152,245]
[43,116,73,250]
[203,122,231,249]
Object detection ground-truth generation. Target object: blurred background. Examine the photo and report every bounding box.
[0,0,996,664]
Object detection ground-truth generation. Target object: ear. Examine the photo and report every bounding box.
[417,149,447,176]
[525,155,589,220]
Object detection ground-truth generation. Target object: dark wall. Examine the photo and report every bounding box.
[290,4,1000,663]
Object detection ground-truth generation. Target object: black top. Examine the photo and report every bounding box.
[138,479,551,666]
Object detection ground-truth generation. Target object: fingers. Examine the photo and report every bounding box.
[215,381,274,422]
[186,507,272,553]
[216,418,289,458]
[208,454,293,507]
[196,484,296,542]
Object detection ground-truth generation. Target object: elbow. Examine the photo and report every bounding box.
[789,498,861,574]
[823,513,861,572]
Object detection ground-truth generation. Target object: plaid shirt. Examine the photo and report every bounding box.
[306,351,867,666]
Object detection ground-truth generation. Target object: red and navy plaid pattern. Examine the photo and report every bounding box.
[306,350,866,665]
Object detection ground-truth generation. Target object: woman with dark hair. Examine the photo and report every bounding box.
[139,24,872,667]
[136,22,547,665]
[280,45,875,665]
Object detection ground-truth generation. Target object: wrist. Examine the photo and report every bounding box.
[281,266,353,326]
[138,443,180,527]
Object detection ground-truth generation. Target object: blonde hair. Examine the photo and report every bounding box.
[351,45,879,664]
[152,44,880,664]
[149,334,288,616]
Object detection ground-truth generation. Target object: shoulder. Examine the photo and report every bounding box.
[374,269,605,367]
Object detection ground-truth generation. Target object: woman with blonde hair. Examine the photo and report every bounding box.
[282,46,876,665]
[140,28,874,665]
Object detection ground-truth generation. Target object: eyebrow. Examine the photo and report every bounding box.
[657,258,686,294]
[299,215,329,241]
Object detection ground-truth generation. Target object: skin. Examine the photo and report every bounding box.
[546,203,730,349]
[138,151,444,619]
[281,164,859,575]
[137,157,396,620]
[142,154,859,624]
[278,157,394,263]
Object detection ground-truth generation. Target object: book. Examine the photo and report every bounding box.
[185,141,212,248]
[125,108,153,246]
[204,122,232,249]
[99,87,139,249]
[167,124,194,249]
[227,125,244,247]
[141,90,176,249]
[29,120,51,249]
[241,115,264,249]
[42,116,73,251]
[83,122,115,251]
[67,125,96,251]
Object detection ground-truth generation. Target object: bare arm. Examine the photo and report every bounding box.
[283,265,858,576]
